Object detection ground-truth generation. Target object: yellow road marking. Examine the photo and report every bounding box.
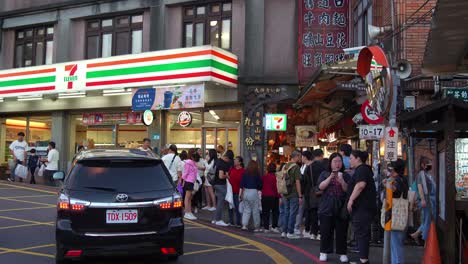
[185,220,291,264]
[0,246,54,258]
[0,205,55,212]
[0,197,55,206]
[0,222,54,230]
[0,183,57,194]
[185,226,207,230]
[185,243,260,256]
[2,194,55,199]
[0,215,54,225]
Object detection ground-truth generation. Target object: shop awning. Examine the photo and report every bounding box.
[0,45,238,99]
[296,59,358,105]
[422,0,468,74]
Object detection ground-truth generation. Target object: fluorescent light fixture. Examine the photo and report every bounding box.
[18,95,42,101]
[102,88,132,96]
[153,84,186,89]
[209,110,220,120]
[58,92,86,99]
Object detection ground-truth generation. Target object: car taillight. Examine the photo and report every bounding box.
[154,195,183,209]
[57,193,90,212]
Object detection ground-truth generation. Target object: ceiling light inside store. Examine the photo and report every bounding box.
[153,84,186,88]
[102,88,133,96]
[209,110,220,120]
[18,95,42,101]
[58,92,86,99]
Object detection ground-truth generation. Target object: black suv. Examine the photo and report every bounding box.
[54,149,183,263]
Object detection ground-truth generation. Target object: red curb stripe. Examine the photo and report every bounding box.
[261,236,321,264]
[0,85,55,95]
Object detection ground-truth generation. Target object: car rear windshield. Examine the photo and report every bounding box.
[66,159,173,192]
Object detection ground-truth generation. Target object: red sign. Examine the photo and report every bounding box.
[361,100,384,124]
[298,0,350,85]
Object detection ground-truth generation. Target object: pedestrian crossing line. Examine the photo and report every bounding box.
[184,243,261,256]
[185,220,292,264]
[0,205,56,212]
[2,194,55,199]
[0,245,54,258]
[0,215,54,226]
[0,197,55,206]
[0,222,54,230]
[0,183,57,194]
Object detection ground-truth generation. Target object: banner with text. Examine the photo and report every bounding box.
[298,0,350,84]
[153,84,204,110]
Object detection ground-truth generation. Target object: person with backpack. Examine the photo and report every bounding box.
[280,150,303,239]
[162,144,182,185]
[27,148,39,184]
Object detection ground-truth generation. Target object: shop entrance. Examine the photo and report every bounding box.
[202,124,240,156]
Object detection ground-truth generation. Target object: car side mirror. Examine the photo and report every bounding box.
[53,171,65,181]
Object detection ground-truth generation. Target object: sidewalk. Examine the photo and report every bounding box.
[193,207,425,264]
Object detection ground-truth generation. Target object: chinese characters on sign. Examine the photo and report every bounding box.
[445,88,468,102]
[384,127,399,161]
[299,0,349,84]
[154,84,205,110]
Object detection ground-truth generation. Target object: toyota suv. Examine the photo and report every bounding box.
[54,149,183,263]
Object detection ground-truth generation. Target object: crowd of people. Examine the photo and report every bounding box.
[160,143,435,264]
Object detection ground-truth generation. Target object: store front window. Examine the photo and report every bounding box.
[166,108,241,155]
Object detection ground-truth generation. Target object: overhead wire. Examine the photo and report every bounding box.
[382,7,434,42]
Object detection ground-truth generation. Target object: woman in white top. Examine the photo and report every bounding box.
[202,149,217,211]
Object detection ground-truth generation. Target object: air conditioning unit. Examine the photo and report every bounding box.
[404,96,416,111]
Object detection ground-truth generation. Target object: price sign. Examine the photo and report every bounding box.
[265,114,287,131]
[359,125,385,140]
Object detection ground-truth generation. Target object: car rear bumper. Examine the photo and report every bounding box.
[56,217,184,259]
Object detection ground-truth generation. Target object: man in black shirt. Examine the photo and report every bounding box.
[212,153,232,226]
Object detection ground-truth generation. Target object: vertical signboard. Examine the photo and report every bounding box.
[298,0,350,84]
[384,127,398,161]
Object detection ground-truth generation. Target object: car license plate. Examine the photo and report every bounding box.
[106,210,138,224]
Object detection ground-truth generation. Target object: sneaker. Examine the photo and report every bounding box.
[263,229,270,233]
[194,208,198,214]
[319,253,327,261]
[316,234,321,241]
[303,231,311,238]
[208,207,217,212]
[340,255,349,263]
[271,227,280,233]
[215,220,229,227]
[310,234,316,240]
[287,233,300,239]
[184,213,197,220]
[242,226,248,230]
[254,229,261,232]
[202,206,210,210]
[7,178,14,182]
[294,229,301,235]
[281,232,286,238]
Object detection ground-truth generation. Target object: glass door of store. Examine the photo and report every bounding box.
[202,124,240,156]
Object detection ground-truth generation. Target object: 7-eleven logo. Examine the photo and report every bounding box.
[64,64,78,89]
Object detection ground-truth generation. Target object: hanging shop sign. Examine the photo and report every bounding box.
[265,114,287,131]
[132,84,205,111]
[359,125,385,140]
[142,110,154,126]
[132,88,156,111]
[83,112,142,125]
[295,126,317,147]
[444,87,468,102]
[361,100,384,124]
[357,46,392,118]
[0,46,238,98]
[177,111,192,127]
[384,127,399,161]
[298,0,350,84]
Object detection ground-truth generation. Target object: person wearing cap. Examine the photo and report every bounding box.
[281,150,303,239]
[8,132,28,182]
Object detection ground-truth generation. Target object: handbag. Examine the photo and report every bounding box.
[225,180,234,209]
[380,197,409,231]
[15,164,28,179]
[37,164,46,177]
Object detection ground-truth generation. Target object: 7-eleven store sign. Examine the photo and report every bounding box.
[0,45,238,98]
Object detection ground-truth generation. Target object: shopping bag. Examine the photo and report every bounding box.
[177,182,184,197]
[15,164,28,179]
[225,180,234,209]
[37,164,45,177]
